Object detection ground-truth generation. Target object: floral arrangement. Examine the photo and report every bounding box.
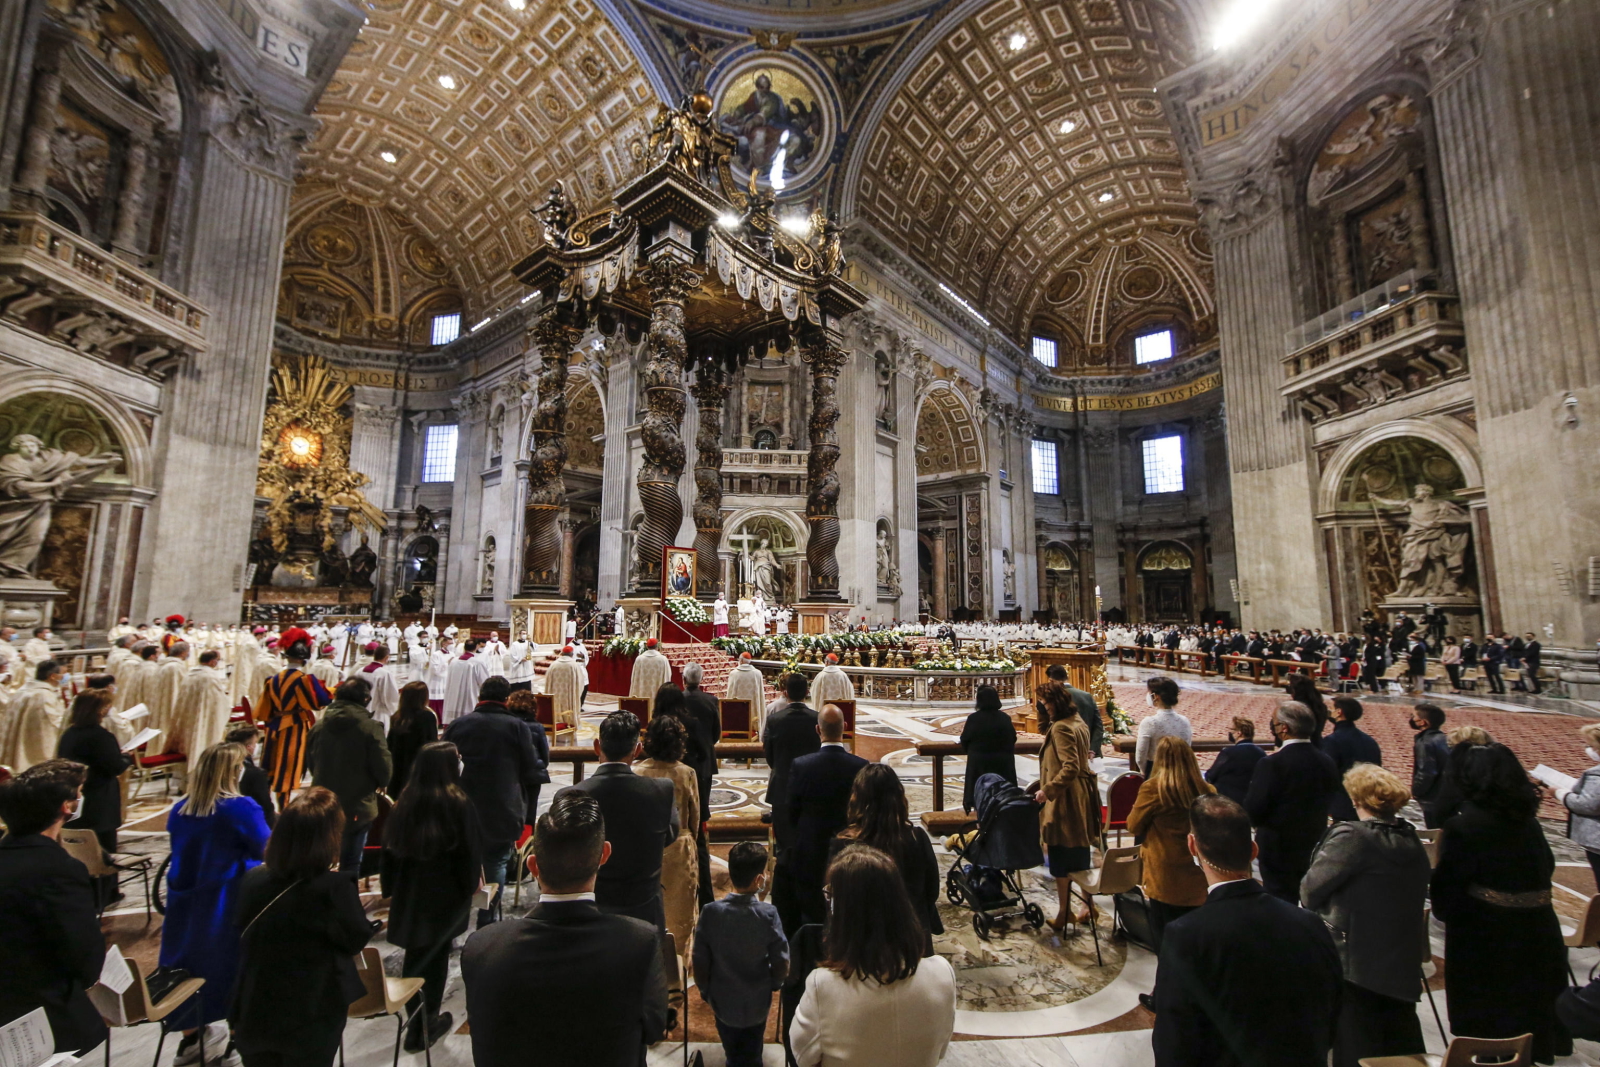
[1107,697,1134,736]
[911,656,1022,673]
[603,635,646,658]
[712,629,925,660]
[665,597,709,624]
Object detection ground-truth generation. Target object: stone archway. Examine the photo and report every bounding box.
[1136,541,1195,624]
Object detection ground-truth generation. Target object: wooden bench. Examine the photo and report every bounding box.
[915,738,1045,811]
[1221,655,1264,682]
[1111,735,1277,770]
[707,815,769,842]
[920,809,978,838]
[1173,650,1212,676]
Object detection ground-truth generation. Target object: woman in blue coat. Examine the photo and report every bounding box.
[160,742,271,1058]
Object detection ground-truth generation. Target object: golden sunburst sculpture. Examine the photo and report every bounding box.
[256,354,386,552]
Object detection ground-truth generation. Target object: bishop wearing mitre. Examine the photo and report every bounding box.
[543,645,584,732]
[146,641,192,755]
[629,638,672,710]
[812,653,856,707]
[0,660,66,772]
[172,649,231,757]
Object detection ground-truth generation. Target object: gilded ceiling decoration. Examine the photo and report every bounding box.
[849,0,1206,336]
[564,379,606,470]
[279,184,464,347]
[915,388,984,476]
[298,0,662,319]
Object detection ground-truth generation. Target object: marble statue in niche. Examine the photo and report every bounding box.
[348,534,377,589]
[1370,483,1471,597]
[480,536,496,595]
[0,434,120,578]
[874,350,895,431]
[747,536,783,601]
[1003,548,1016,604]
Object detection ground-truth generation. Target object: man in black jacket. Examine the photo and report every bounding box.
[785,705,867,928]
[681,662,722,907]
[444,676,547,924]
[1523,633,1544,694]
[1152,794,1340,1066]
[307,676,393,872]
[1409,703,1451,827]
[569,710,677,929]
[1321,697,1382,821]
[1203,717,1267,806]
[1405,636,1429,694]
[226,725,277,828]
[1243,701,1339,902]
[762,673,820,859]
[0,759,108,1055]
[463,791,670,1067]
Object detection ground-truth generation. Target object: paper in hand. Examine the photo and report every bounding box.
[98,948,134,995]
[119,704,149,722]
[120,727,161,753]
[1531,764,1577,792]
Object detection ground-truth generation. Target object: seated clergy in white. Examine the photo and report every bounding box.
[629,638,672,710]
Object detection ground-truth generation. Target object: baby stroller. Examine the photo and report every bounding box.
[943,773,1046,940]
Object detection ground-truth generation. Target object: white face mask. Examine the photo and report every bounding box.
[69,793,84,821]
[458,759,466,777]
[1145,692,1155,708]
[1587,747,1599,764]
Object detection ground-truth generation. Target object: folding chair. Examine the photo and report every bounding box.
[129,743,184,796]
[87,955,207,1067]
[1068,846,1142,966]
[511,824,536,907]
[341,946,430,1067]
[1420,906,1444,1043]
[1359,1032,1532,1066]
[1415,828,1440,869]
[59,828,154,920]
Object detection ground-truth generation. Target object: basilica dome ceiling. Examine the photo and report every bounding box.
[294,0,1213,352]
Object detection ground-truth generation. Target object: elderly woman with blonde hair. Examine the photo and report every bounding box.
[1301,763,1432,1067]
[1556,722,1600,885]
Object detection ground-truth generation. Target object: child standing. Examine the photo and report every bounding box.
[691,841,790,1067]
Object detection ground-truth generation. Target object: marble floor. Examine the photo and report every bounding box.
[89,669,1600,1067]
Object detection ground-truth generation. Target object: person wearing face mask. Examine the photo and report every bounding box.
[56,689,135,904]
[1242,701,1340,903]
[1555,723,1600,886]
[1134,676,1190,778]
[0,759,109,1057]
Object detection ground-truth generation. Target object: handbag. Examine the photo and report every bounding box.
[143,965,194,1004]
[1112,886,1159,953]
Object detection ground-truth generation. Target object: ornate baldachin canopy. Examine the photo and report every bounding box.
[510,93,863,603]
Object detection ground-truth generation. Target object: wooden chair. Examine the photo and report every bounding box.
[1359,1032,1532,1066]
[534,693,574,739]
[129,740,184,796]
[88,954,207,1067]
[59,828,154,920]
[1564,892,1600,985]
[1068,846,1142,966]
[1103,772,1144,844]
[619,696,650,726]
[829,698,857,750]
[719,698,754,741]
[511,823,537,907]
[341,945,430,1067]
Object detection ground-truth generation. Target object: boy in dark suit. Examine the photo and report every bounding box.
[693,842,788,1067]
[463,790,670,1067]
[1152,794,1341,1066]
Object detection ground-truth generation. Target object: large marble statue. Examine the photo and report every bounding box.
[748,537,783,601]
[0,435,120,578]
[876,528,892,586]
[1372,483,1472,597]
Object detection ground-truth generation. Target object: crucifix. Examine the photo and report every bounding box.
[727,527,759,597]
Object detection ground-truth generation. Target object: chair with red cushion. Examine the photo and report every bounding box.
[826,699,857,750]
[619,696,651,726]
[719,699,753,741]
[1103,772,1144,846]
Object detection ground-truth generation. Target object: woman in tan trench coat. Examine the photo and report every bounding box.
[636,711,700,952]
[1034,685,1103,931]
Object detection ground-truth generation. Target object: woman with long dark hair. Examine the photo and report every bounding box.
[828,764,941,952]
[1431,742,1568,1061]
[1035,683,1101,930]
[232,787,373,1067]
[789,846,955,1067]
[380,741,482,1051]
[387,681,438,797]
[1286,672,1329,744]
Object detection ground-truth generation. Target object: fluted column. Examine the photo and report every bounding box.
[111,135,149,261]
[632,260,699,594]
[802,329,850,599]
[689,361,728,598]
[13,65,61,208]
[522,310,581,593]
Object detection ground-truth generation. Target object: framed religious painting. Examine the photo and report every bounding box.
[662,546,697,601]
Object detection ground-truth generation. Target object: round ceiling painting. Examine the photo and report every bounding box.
[713,60,830,192]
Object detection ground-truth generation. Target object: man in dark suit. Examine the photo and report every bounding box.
[1203,716,1267,806]
[570,710,677,929]
[1243,701,1339,902]
[0,760,108,1055]
[1152,794,1341,1066]
[785,705,867,929]
[1044,663,1103,755]
[1405,636,1429,694]
[463,791,670,1067]
[762,672,820,859]
[1321,696,1382,821]
[1523,632,1544,694]
[1409,703,1451,827]
[443,676,547,924]
[681,662,722,907]
[226,725,277,828]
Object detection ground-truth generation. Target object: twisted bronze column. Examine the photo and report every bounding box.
[521,310,581,593]
[803,331,850,599]
[689,362,729,596]
[633,260,700,593]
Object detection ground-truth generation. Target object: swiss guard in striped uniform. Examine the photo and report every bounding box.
[255,626,331,807]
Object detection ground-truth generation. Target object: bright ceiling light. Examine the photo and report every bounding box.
[1211,0,1282,50]
[779,214,811,236]
[1007,31,1026,51]
[508,0,525,8]
[717,213,742,229]
[1098,190,1115,203]
[1059,118,1076,134]
[437,73,457,90]
[379,150,397,163]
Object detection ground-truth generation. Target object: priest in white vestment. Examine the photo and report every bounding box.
[427,637,453,707]
[356,645,401,729]
[22,627,52,665]
[104,637,138,688]
[171,649,230,757]
[571,640,591,703]
[614,604,626,637]
[723,651,768,733]
[629,638,672,709]
[442,639,489,723]
[713,594,729,638]
[0,662,66,771]
[384,623,402,657]
[146,642,192,755]
[108,617,137,642]
[480,631,507,675]
[775,606,792,635]
[812,653,856,707]
[504,634,534,692]
[309,644,344,689]
[543,646,584,731]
